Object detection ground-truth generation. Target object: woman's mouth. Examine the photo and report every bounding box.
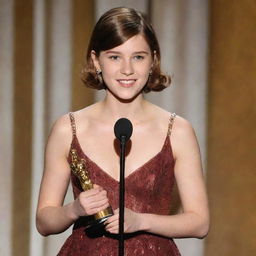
[117,79,136,87]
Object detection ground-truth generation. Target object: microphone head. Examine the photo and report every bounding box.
[114,118,133,142]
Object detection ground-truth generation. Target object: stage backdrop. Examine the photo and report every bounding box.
[205,1,256,255]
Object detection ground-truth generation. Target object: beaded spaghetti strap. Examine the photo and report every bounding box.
[167,113,177,136]
[69,112,76,137]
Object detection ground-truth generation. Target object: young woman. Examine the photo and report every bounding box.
[36,7,209,255]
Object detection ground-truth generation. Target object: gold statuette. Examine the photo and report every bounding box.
[70,149,113,232]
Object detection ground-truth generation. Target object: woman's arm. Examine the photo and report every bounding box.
[36,115,110,236]
[105,116,210,238]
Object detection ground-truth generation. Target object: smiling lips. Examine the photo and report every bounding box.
[117,79,137,87]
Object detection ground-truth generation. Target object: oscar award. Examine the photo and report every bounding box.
[70,149,113,233]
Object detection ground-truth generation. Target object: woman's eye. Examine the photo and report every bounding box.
[109,55,119,60]
[134,55,144,60]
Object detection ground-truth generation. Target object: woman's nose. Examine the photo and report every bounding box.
[120,60,134,76]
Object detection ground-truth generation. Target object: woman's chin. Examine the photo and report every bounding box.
[107,89,143,103]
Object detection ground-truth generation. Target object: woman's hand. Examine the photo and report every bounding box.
[104,208,142,234]
[72,184,110,218]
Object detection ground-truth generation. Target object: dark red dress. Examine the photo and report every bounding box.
[57,113,181,256]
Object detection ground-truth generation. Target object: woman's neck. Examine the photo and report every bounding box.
[97,91,150,123]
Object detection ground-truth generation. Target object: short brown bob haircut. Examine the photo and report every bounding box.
[81,7,171,93]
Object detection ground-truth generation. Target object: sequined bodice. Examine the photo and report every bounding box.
[57,113,181,256]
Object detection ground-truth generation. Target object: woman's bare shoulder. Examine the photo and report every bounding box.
[46,104,99,155]
[50,113,74,136]
[46,114,74,152]
[145,102,173,121]
[171,115,195,138]
[67,103,101,131]
[170,115,199,159]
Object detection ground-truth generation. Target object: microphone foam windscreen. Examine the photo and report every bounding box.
[114,118,133,142]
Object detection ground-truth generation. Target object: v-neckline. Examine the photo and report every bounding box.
[71,134,170,183]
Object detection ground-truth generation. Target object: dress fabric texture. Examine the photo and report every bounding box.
[57,113,181,256]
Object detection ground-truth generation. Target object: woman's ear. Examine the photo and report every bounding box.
[91,50,100,70]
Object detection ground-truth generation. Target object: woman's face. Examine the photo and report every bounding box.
[91,34,153,101]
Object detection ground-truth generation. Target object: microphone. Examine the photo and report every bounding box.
[114,118,133,256]
[114,118,133,142]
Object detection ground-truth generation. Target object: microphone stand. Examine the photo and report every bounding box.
[119,135,126,256]
[114,117,133,256]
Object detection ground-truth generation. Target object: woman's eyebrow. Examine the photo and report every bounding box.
[105,50,149,55]
[133,51,149,55]
[105,51,121,54]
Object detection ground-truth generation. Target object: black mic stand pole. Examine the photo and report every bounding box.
[119,135,126,256]
[114,117,133,256]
